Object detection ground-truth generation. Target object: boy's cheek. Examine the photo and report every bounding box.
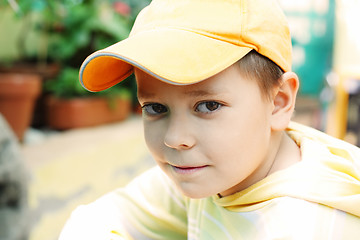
[144,128,164,154]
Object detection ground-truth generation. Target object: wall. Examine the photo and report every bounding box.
[0,7,42,63]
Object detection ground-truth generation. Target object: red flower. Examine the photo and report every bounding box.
[113,1,131,16]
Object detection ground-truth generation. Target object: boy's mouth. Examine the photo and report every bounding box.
[171,165,208,174]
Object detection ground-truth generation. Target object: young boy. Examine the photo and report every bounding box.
[60,0,360,239]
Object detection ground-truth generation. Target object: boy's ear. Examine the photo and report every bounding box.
[270,72,299,131]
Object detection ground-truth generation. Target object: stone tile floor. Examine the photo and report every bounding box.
[21,116,155,240]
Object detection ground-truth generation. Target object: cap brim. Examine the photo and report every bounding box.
[80,28,252,92]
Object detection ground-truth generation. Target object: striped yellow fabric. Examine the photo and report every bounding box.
[60,122,360,239]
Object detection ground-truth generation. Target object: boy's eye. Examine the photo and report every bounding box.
[195,101,222,113]
[142,103,168,115]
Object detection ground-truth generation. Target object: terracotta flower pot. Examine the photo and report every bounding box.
[0,73,42,141]
[45,96,132,130]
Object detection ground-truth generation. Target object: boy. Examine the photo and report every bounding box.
[60,0,360,239]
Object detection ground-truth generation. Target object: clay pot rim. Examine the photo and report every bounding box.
[0,73,42,97]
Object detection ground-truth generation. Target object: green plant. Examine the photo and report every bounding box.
[44,0,150,100]
[53,0,149,96]
[2,0,149,100]
[45,1,128,68]
[1,0,149,64]
[41,0,150,67]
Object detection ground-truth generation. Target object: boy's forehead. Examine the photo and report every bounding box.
[135,63,248,98]
[135,66,220,87]
[136,71,218,93]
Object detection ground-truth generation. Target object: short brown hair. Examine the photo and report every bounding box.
[237,50,284,100]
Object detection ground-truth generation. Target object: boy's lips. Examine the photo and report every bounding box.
[171,164,208,175]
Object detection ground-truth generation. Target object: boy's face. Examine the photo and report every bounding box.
[135,63,277,198]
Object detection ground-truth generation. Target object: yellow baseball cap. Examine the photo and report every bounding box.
[80,0,292,92]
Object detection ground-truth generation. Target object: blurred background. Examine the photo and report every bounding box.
[0,0,359,239]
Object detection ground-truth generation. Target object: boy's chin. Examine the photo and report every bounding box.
[178,187,216,199]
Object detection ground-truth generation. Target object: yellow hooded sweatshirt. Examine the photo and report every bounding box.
[59,122,360,240]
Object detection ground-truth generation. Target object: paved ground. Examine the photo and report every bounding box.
[21,116,155,240]
[20,96,350,240]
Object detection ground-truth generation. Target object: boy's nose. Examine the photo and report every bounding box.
[164,114,195,150]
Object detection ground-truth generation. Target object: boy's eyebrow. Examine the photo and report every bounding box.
[184,89,218,97]
[137,90,156,99]
[138,89,220,99]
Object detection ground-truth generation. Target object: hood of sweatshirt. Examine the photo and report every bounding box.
[214,122,360,217]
